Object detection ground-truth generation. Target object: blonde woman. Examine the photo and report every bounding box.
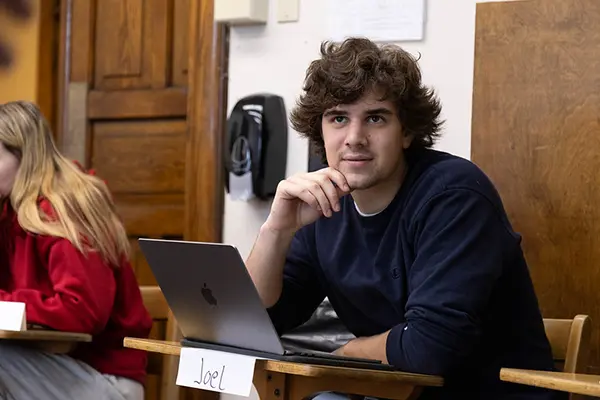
[0,100,152,400]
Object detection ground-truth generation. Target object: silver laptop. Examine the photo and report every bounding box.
[138,238,394,370]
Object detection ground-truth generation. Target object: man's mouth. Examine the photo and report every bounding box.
[343,155,373,162]
[343,157,373,163]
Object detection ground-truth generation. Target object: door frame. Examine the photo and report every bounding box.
[185,0,229,244]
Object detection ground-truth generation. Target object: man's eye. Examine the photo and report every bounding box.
[368,116,384,123]
[333,116,347,123]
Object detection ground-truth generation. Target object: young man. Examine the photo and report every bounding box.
[246,38,562,399]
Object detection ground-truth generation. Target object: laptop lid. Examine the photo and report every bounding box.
[138,238,285,355]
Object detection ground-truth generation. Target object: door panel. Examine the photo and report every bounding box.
[115,194,184,237]
[472,0,600,372]
[172,0,189,87]
[88,89,187,119]
[94,0,170,90]
[91,120,186,193]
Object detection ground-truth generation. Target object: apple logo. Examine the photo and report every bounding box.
[201,283,218,307]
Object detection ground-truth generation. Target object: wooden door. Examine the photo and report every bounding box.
[57,0,227,398]
[472,0,600,373]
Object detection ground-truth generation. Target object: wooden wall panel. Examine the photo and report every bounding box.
[472,0,600,372]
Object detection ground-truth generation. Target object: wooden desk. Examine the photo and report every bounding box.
[124,338,443,400]
[0,329,92,353]
[501,368,600,397]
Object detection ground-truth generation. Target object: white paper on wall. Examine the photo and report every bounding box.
[327,0,426,42]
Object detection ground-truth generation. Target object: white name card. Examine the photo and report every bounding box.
[176,347,257,397]
[0,301,26,331]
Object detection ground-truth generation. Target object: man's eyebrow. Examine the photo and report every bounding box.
[323,109,348,117]
[365,107,394,115]
[322,107,394,117]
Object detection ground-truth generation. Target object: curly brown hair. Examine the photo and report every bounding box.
[290,37,444,163]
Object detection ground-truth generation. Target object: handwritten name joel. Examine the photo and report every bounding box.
[194,357,226,391]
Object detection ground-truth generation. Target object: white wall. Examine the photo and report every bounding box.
[221,3,498,399]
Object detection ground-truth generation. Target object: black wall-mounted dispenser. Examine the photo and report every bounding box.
[224,93,288,201]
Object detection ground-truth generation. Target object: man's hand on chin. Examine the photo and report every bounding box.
[332,330,391,364]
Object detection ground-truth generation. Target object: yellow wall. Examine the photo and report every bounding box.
[0,0,41,104]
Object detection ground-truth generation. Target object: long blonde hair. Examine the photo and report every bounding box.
[0,101,129,267]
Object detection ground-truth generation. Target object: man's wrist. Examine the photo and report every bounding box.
[337,331,391,364]
[261,220,297,239]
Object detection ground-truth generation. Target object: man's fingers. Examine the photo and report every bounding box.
[315,168,352,208]
[282,168,352,217]
[307,180,334,216]
[278,179,322,213]
[288,176,333,216]
[322,168,351,193]
[313,173,342,213]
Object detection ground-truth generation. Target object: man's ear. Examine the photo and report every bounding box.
[402,132,414,149]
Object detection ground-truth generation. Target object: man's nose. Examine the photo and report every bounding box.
[344,121,367,146]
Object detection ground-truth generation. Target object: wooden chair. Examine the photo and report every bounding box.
[543,315,591,400]
[140,285,180,400]
[544,315,591,374]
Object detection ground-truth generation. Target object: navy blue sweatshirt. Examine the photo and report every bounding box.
[268,149,564,399]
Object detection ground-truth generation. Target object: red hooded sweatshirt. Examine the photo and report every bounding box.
[0,195,153,384]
